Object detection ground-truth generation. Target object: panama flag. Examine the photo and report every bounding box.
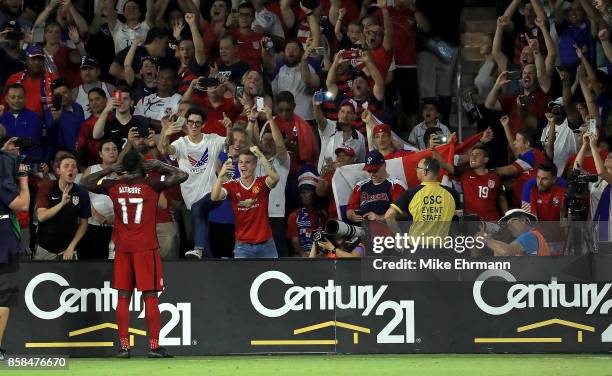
[331,132,484,221]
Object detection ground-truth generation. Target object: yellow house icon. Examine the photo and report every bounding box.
[474,318,595,344]
[251,321,370,346]
[26,322,147,348]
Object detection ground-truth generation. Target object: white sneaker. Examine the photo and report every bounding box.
[185,249,203,260]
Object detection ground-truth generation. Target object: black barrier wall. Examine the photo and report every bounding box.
[6,258,612,356]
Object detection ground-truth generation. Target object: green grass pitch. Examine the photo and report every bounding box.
[4,354,612,376]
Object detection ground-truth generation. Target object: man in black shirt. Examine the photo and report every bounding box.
[92,86,147,151]
[34,154,90,260]
[217,34,251,85]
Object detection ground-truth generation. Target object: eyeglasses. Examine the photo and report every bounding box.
[416,166,428,172]
[186,120,203,126]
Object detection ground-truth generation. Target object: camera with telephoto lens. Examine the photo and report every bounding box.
[324,219,364,240]
[565,169,599,221]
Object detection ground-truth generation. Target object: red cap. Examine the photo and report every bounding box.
[334,145,356,157]
[373,124,391,135]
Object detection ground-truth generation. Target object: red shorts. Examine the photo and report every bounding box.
[112,249,164,292]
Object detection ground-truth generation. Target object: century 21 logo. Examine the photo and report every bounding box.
[24,273,192,346]
[250,271,415,344]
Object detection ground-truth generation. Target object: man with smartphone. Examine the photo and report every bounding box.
[485,66,552,135]
[180,76,240,137]
[0,83,44,161]
[92,86,147,152]
[44,78,85,156]
[158,108,227,260]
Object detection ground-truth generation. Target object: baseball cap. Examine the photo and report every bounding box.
[548,97,564,108]
[363,150,385,172]
[51,78,69,91]
[339,99,356,112]
[373,123,391,135]
[2,19,20,31]
[334,145,356,157]
[498,208,537,225]
[80,55,100,69]
[298,171,318,190]
[26,45,45,58]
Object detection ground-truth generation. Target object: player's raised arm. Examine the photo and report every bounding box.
[143,159,189,191]
[81,164,124,194]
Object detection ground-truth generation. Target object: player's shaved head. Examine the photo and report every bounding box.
[122,149,144,174]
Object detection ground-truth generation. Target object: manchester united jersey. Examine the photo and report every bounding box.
[102,177,160,253]
[460,169,502,221]
[222,176,272,243]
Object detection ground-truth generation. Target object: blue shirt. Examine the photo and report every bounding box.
[557,21,596,69]
[0,109,44,161]
[45,102,85,156]
[513,230,539,256]
[208,152,238,224]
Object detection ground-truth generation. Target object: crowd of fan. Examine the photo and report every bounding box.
[1,0,611,260]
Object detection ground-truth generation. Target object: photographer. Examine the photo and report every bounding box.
[308,234,364,258]
[0,136,30,360]
[476,209,550,256]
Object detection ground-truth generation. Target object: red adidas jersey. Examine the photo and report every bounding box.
[223,176,272,243]
[460,169,502,221]
[103,177,160,253]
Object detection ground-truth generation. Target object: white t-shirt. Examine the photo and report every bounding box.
[134,93,182,121]
[271,63,315,121]
[111,20,150,53]
[318,119,366,173]
[171,134,226,209]
[540,119,578,177]
[256,153,290,217]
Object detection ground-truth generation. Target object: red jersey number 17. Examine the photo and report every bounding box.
[118,198,143,224]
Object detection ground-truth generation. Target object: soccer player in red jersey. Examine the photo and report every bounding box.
[211,145,279,257]
[81,149,187,358]
[450,145,508,222]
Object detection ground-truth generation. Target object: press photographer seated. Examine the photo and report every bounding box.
[308,235,365,258]
[476,209,550,256]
